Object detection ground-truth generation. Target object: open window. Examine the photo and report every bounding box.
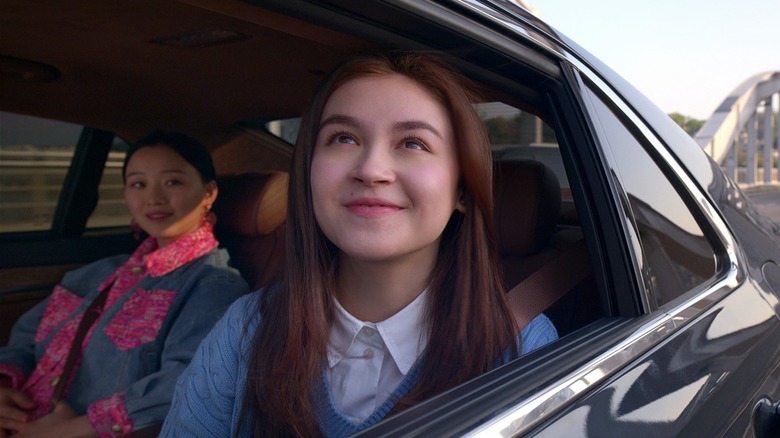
[0,112,132,235]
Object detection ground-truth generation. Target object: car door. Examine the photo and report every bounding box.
[525,62,780,436]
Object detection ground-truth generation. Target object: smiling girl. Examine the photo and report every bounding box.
[163,53,557,437]
[0,132,248,437]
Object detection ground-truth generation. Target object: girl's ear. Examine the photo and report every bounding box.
[455,190,466,213]
[205,181,219,203]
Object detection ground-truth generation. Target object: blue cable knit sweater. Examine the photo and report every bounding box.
[161,293,557,437]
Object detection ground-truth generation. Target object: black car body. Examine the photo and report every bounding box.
[2,1,780,436]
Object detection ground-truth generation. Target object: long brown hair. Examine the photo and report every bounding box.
[242,52,518,437]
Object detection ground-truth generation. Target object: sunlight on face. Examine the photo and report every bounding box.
[311,74,461,268]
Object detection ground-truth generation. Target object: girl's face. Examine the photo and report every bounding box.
[311,74,463,266]
[124,145,217,247]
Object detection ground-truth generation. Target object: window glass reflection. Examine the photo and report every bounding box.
[586,90,716,305]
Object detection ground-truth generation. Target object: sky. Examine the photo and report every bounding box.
[529,0,780,120]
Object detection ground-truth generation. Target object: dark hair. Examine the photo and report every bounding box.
[243,52,518,436]
[122,131,216,183]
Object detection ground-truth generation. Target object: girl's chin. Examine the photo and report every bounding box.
[339,248,424,265]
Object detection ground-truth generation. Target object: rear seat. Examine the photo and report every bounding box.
[493,159,562,288]
[212,172,288,290]
[493,159,602,336]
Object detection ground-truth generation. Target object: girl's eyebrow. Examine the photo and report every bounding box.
[125,169,187,178]
[160,169,187,175]
[320,114,442,139]
[319,114,362,130]
[393,120,442,139]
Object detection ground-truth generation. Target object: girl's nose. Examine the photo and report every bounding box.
[352,144,395,185]
[146,185,166,205]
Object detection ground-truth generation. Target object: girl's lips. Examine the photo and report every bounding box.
[344,198,402,218]
[146,211,173,223]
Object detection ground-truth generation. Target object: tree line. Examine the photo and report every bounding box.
[668,113,704,136]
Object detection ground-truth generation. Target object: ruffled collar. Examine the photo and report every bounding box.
[135,222,219,277]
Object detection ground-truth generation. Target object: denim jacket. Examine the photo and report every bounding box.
[0,223,249,436]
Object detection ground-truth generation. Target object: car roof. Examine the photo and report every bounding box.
[1,1,571,149]
[0,0,376,146]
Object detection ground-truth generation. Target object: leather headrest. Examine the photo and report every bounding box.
[493,160,561,257]
[213,172,289,236]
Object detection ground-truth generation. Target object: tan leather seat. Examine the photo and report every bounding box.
[493,159,561,289]
[212,172,288,290]
[494,159,603,336]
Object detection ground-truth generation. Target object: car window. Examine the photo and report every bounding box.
[265,117,301,145]
[0,111,131,234]
[583,87,717,307]
[476,102,565,185]
[0,112,82,232]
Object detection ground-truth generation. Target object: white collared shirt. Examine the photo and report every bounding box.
[326,290,429,423]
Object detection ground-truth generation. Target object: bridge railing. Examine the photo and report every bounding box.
[694,71,780,188]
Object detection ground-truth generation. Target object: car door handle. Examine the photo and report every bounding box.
[754,398,780,437]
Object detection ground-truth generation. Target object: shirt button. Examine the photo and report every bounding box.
[111,424,123,434]
[131,266,144,275]
[50,375,61,387]
[363,327,376,337]
[363,348,374,359]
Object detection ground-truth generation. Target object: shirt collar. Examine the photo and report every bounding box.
[142,222,219,277]
[328,289,428,375]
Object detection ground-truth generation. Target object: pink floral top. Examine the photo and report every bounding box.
[0,223,249,436]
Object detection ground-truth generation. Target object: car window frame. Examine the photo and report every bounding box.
[574,69,736,310]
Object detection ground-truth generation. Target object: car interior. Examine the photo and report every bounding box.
[0,0,608,420]
[211,171,288,290]
[12,2,780,437]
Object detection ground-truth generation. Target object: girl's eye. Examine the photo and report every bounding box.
[402,137,426,151]
[127,181,144,189]
[327,131,357,145]
[165,179,182,186]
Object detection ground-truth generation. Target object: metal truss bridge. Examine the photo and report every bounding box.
[695,71,780,187]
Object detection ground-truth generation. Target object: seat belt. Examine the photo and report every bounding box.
[50,283,111,411]
[506,239,591,332]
